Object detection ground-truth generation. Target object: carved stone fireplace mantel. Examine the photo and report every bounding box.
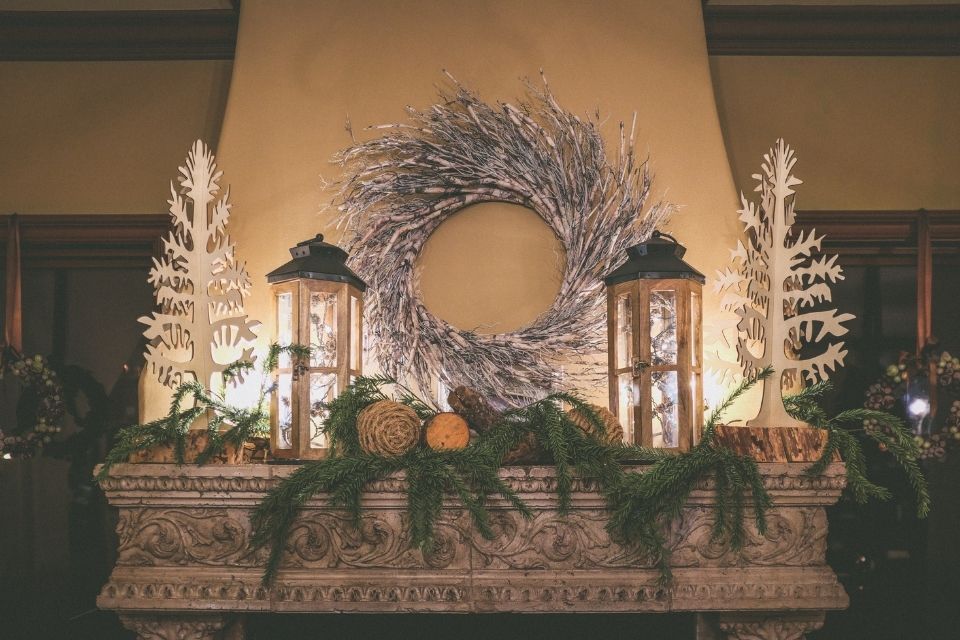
[97,462,848,639]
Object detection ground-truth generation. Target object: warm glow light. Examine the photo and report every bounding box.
[704,375,729,411]
[223,347,270,411]
[907,396,931,418]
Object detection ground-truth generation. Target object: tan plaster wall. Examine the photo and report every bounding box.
[711,56,960,210]
[216,0,742,403]
[0,60,232,213]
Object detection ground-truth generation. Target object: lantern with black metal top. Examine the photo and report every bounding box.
[604,231,705,451]
[266,234,366,459]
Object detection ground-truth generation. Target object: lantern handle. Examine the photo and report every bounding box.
[651,229,678,245]
[632,357,650,378]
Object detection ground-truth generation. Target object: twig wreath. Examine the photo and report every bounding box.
[0,349,65,459]
[335,74,673,405]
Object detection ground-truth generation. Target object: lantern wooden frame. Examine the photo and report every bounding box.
[607,278,703,451]
[605,232,705,452]
[267,234,366,461]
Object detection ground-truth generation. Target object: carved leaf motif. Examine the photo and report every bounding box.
[669,507,826,568]
[118,615,228,640]
[717,616,825,640]
[470,510,651,570]
[117,509,259,567]
[282,510,470,570]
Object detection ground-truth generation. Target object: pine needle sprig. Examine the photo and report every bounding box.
[99,344,312,477]
[702,366,773,441]
[801,406,929,517]
[320,374,394,457]
[404,450,448,552]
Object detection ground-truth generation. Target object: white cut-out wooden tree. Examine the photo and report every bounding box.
[139,140,260,395]
[715,139,854,427]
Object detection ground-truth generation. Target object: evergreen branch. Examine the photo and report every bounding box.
[99,344,307,476]
[702,366,773,442]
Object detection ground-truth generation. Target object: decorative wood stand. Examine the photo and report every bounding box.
[97,463,848,639]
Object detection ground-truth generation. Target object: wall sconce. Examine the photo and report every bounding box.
[266,234,366,460]
[604,231,705,451]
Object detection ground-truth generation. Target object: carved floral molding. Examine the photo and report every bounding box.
[99,463,848,639]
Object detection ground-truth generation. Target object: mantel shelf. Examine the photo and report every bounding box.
[97,462,849,640]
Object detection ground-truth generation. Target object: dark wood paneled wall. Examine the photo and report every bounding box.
[0,214,166,269]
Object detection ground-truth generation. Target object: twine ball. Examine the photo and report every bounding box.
[566,405,624,445]
[356,400,422,457]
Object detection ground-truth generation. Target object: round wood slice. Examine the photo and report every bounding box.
[425,412,471,451]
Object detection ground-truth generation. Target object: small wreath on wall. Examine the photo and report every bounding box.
[335,74,673,405]
[864,348,960,461]
[0,350,65,459]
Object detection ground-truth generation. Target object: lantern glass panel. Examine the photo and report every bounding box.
[650,289,677,366]
[309,373,337,448]
[277,372,293,449]
[691,290,702,368]
[277,292,293,368]
[651,370,679,448]
[350,295,362,371]
[309,291,338,368]
[618,372,635,444]
[615,293,632,369]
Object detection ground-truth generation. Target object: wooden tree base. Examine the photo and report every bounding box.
[128,431,264,465]
[714,425,836,463]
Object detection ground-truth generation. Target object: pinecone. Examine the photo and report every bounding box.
[566,405,624,445]
[502,432,543,465]
[447,386,501,434]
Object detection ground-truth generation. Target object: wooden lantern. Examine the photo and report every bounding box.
[266,234,366,460]
[604,231,705,451]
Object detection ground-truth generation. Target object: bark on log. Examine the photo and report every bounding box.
[714,424,836,462]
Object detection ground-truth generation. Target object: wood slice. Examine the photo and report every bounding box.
[425,412,470,451]
[128,430,248,464]
[714,424,837,463]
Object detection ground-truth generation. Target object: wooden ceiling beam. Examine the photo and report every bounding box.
[704,4,960,56]
[1,5,957,61]
[0,10,238,61]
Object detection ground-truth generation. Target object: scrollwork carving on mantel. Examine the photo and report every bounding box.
[670,506,826,567]
[97,463,848,632]
[283,509,471,570]
[118,614,232,640]
[716,613,826,640]
[117,508,263,567]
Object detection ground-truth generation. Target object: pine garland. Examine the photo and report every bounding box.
[99,344,310,477]
[605,370,774,581]
[99,359,929,588]
[250,372,773,585]
[784,381,930,517]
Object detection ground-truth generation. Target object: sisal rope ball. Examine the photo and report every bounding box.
[356,400,422,457]
[566,405,624,445]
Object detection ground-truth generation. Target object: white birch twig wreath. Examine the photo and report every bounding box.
[335,74,673,405]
